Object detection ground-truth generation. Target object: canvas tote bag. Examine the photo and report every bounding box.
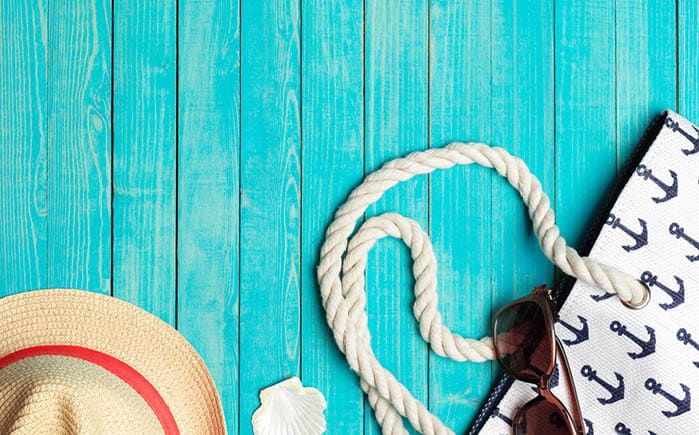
[472,112,698,434]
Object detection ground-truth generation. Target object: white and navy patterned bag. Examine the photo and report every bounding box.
[472,111,699,434]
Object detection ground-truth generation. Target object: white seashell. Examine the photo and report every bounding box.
[252,376,327,434]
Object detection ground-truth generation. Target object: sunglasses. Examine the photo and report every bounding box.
[493,286,585,435]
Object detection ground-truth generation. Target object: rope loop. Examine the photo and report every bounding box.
[316,142,647,434]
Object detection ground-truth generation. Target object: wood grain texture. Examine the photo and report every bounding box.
[554,0,616,247]
[301,0,365,432]
[679,0,699,120]
[490,0,555,319]
[239,0,301,433]
[616,0,676,168]
[47,0,112,293]
[428,1,492,430]
[0,0,48,295]
[112,0,176,324]
[365,0,429,433]
[177,0,240,432]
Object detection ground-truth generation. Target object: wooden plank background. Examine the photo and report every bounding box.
[0,0,693,433]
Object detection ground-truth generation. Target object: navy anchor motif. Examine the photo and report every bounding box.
[635,164,678,203]
[556,315,589,346]
[676,328,699,368]
[590,291,614,302]
[644,378,691,418]
[665,117,699,155]
[584,419,594,435]
[580,365,624,405]
[640,270,685,310]
[668,223,699,262]
[609,321,655,359]
[490,407,512,426]
[605,213,648,251]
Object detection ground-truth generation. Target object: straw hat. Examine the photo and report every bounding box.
[0,288,226,434]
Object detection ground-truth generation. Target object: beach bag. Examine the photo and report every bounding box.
[471,111,699,434]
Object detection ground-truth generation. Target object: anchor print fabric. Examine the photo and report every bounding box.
[475,110,699,434]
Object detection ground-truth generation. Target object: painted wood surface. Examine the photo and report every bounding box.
[178,0,240,433]
[680,0,699,121]
[1,1,696,433]
[554,0,616,249]
[112,0,177,324]
[239,0,301,433]
[615,0,676,168]
[301,1,365,433]
[0,0,47,296]
[47,0,112,293]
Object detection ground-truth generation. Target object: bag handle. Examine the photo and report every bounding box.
[316,143,649,434]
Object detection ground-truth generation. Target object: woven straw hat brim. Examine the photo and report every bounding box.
[0,289,226,434]
[0,355,164,433]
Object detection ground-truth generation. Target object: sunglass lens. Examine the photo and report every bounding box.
[494,301,553,382]
[514,397,574,435]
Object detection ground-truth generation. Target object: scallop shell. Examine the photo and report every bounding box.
[252,377,327,434]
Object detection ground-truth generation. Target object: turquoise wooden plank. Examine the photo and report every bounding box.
[679,0,699,120]
[615,0,676,168]
[239,0,300,432]
[177,0,240,432]
[490,0,555,362]
[112,0,176,324]
[555,0,616,248]
[47,0,112,293]
[365,0,428,432]
[0,0,48,295]
[300,0,365,433]
[428,1,492,431]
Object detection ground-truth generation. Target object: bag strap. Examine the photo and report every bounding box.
[316,143,649,435]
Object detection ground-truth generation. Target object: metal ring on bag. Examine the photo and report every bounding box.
[621,280,651,310]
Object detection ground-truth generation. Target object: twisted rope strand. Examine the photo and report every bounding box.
[316,143,646,434]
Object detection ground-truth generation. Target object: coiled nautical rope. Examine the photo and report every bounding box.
[316,143,647,434]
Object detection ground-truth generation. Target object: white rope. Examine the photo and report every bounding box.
[316,143,646,434]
